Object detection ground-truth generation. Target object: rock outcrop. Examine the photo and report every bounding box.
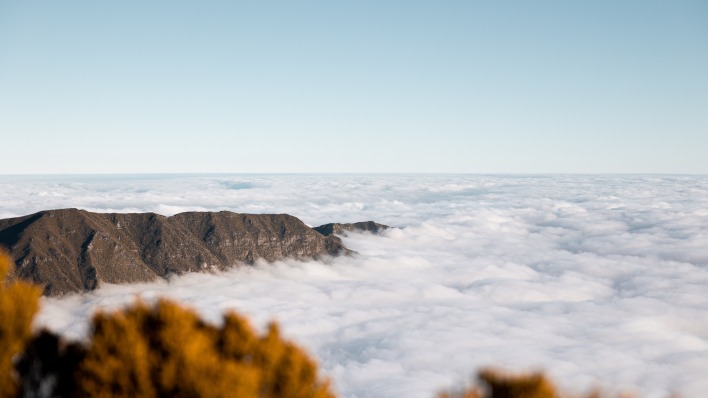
[313,221,390,237]
[0,209,350,296]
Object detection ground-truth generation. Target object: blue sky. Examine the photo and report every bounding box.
[1,1,706,173]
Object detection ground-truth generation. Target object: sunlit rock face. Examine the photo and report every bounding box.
[0,209,351,296]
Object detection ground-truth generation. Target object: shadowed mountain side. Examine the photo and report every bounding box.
[313,221,390,237]
[0,209,351,296]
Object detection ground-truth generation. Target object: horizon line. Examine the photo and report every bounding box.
[1,172,707,177]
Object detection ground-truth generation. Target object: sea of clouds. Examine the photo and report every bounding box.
[1,174,707,398]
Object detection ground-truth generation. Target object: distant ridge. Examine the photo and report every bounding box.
[313,221,390,237]
[0,209,355,296]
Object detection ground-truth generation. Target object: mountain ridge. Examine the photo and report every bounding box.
[0,209,371,296]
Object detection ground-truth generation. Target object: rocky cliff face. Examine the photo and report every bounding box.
[313,221,389,237]
[0,209,350,296]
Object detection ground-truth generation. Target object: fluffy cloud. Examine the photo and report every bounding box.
[2,174,708,398]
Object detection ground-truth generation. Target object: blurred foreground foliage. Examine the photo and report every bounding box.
[0,250,41,398]
[1,250,333,398]
[70,299,333,398]
[436,368,635,398]
[0,249,651,398]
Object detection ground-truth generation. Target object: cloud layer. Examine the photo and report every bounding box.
[2,174,708,398]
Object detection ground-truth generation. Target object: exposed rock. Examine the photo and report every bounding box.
[0,209,350,296]
[313,221,390,237]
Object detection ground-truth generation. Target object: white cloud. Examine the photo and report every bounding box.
[2,174,708,398]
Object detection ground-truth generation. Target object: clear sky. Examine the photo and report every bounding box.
[1,1,706,174]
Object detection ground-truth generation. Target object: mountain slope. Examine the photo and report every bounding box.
[0,209,350,296]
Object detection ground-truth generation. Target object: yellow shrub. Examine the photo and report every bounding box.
[437,369,634,398]
[75,298,334,398]
[478,369,557,398]
[0,249,41,398]
[438,369,559,398]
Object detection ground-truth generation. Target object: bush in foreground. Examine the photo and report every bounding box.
[0,249,333,398]
[437,368,630,398]
[0,249,41,398]
[72,299,334,398]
